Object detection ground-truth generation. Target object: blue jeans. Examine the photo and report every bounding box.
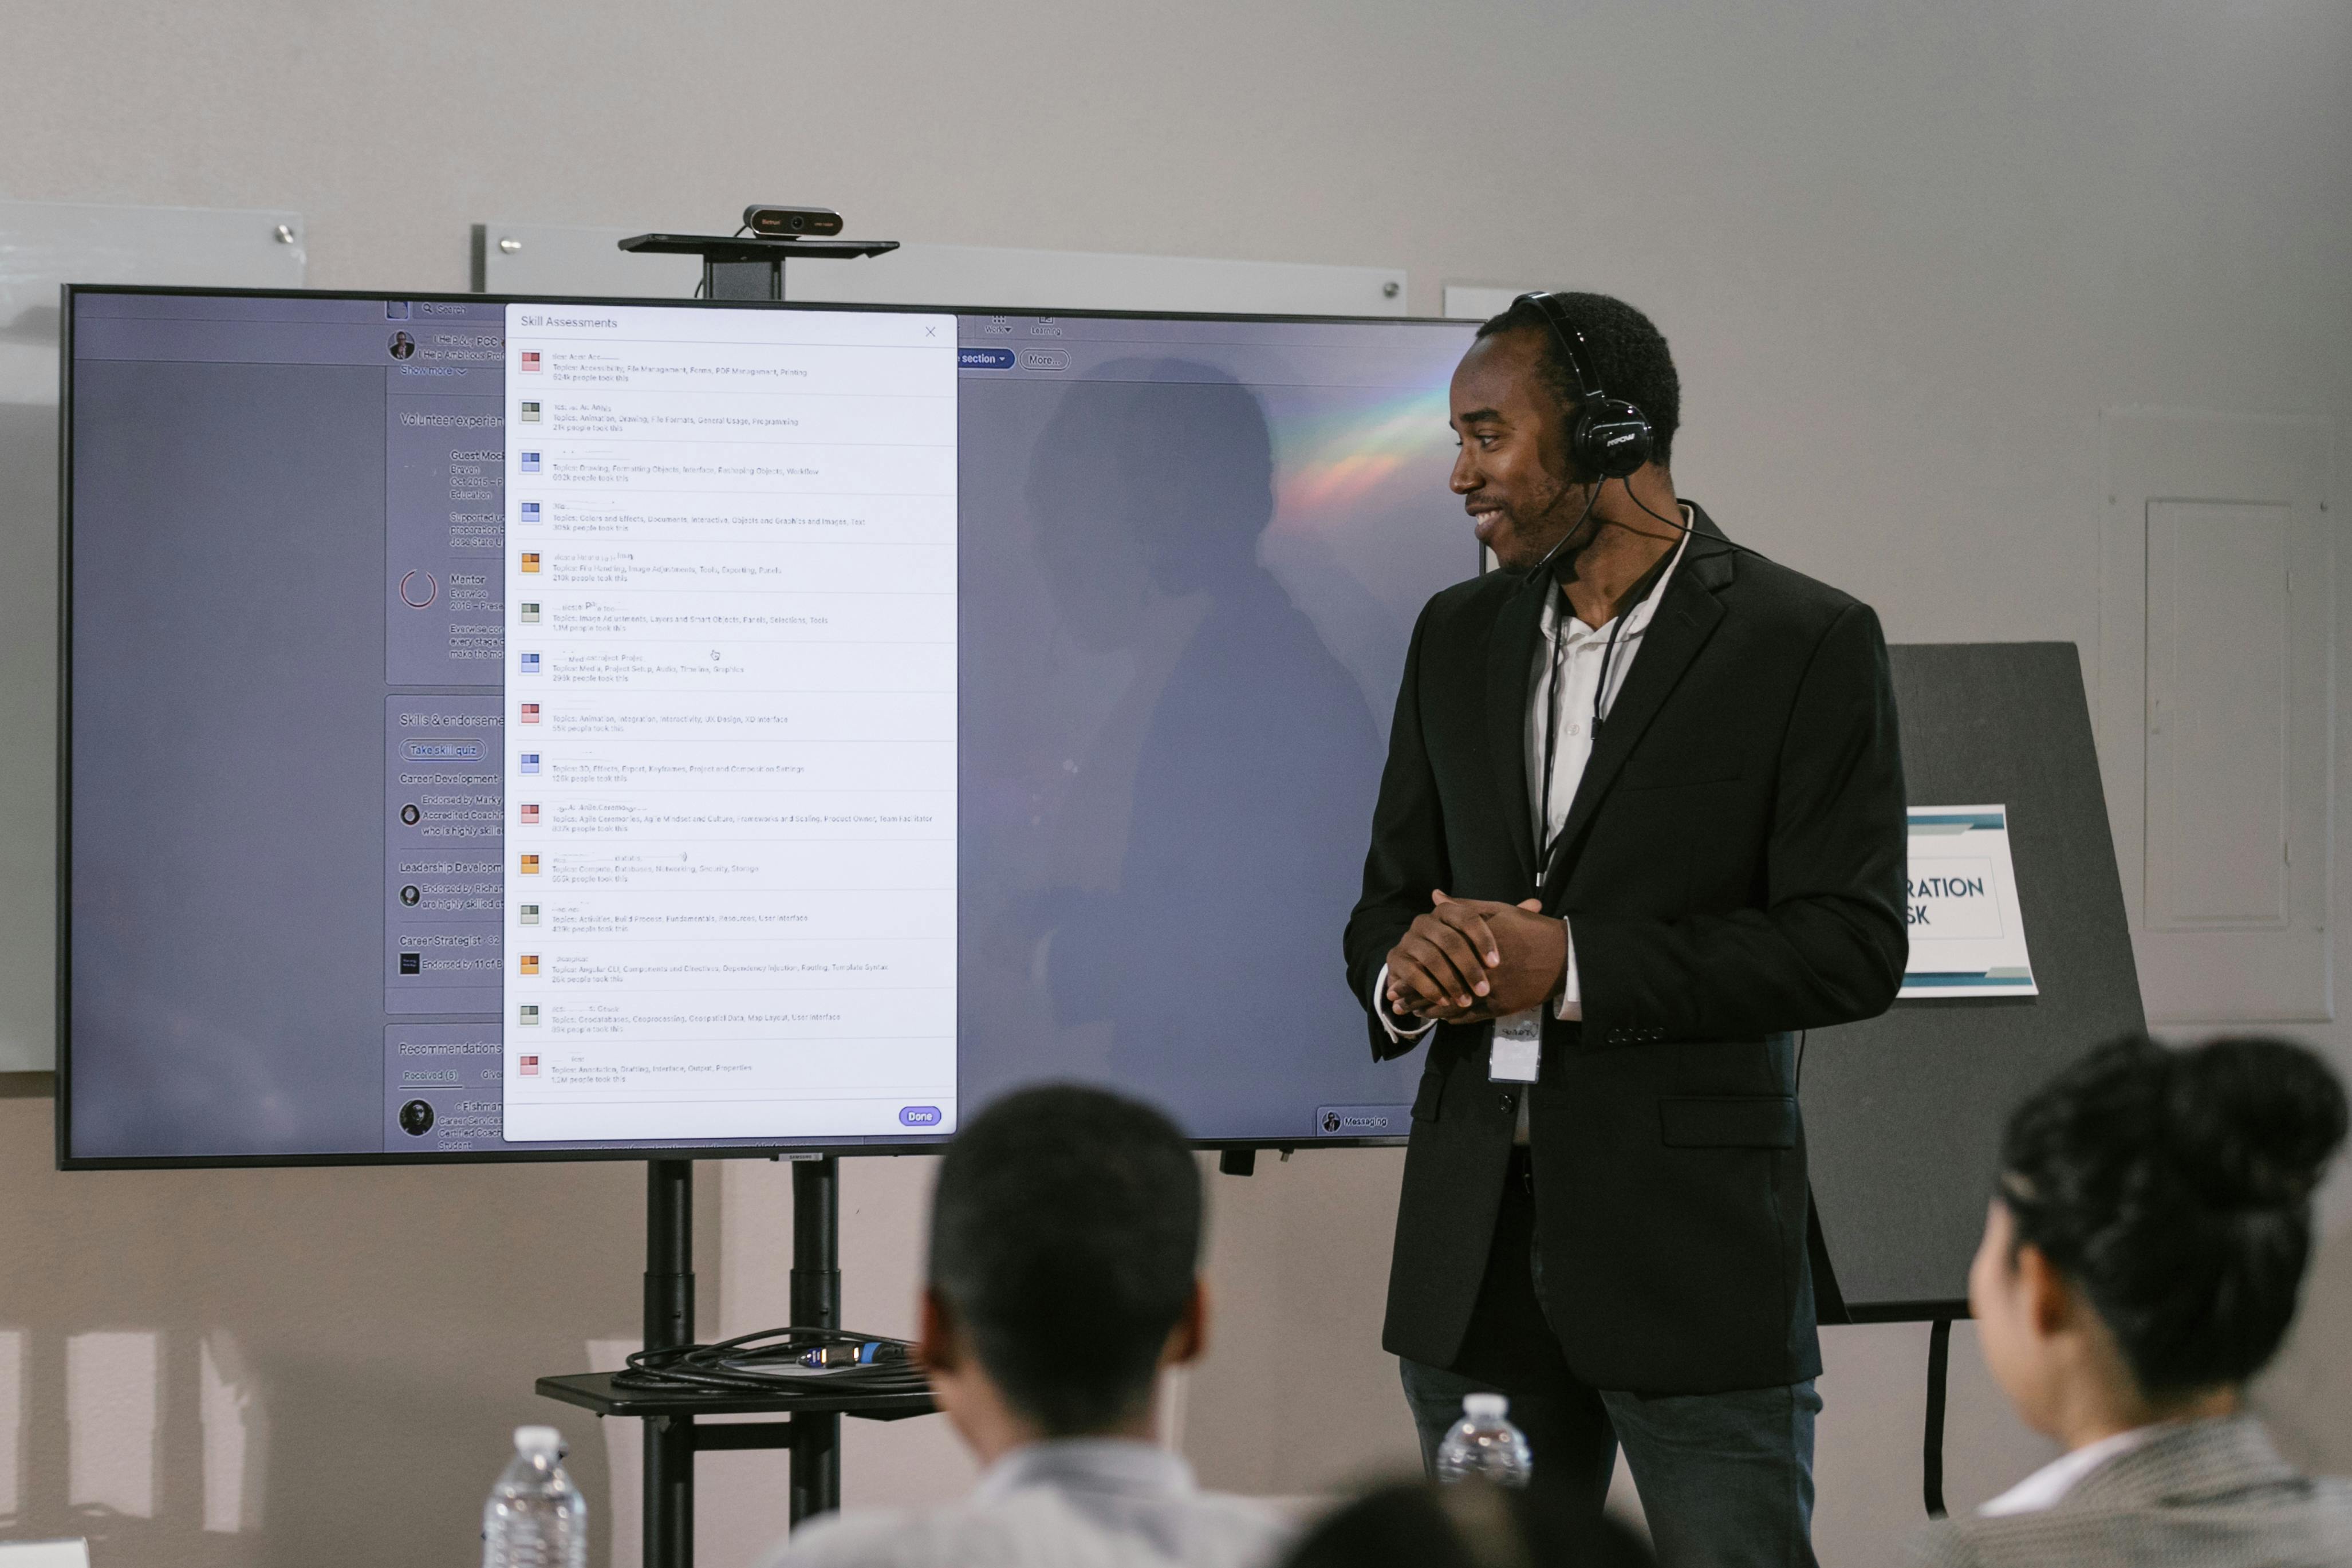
[1399,1151,1820,1568]
[1402,1358,1821,1568]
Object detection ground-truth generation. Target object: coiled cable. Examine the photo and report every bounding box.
[614,1326,929,1400]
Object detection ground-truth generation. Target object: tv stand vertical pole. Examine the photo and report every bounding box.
[643,1159,695,1568]
[788,1155,842,1523]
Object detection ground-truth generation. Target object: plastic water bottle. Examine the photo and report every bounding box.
[1435,1392,1533,1487]
[482,1425,586,1568]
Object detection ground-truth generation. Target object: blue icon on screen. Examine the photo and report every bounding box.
[520,451,541,472]
[520,754,541,774]
[898,1106,942,1128]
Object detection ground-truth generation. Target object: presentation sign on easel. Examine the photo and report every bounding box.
[1901,805,2038,998]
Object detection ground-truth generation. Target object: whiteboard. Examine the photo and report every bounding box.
[1,199,306,1073]
[475,221,1409,317]
[1443,283,1557,321]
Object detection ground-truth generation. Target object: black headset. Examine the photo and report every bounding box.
[1514,291,1653,481]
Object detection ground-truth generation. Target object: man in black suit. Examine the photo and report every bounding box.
[1344,293,1906,1567]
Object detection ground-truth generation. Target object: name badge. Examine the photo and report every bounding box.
[1490,1010,1541,1083]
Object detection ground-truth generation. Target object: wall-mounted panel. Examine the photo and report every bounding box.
[2100,411,2334,1023]
[0,200,306,1074]
[2145,501,2292,929]
[1441,283,1541,321]
[474,222,1407,317]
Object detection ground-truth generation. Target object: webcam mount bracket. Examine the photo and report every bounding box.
[618,224,900,302]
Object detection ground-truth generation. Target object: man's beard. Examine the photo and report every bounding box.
[1510,478,1598,574]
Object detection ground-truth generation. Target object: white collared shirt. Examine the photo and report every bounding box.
[765,1438,1289,1568]
[1978,1425,2168,1516]
[1373,514,1693,1065]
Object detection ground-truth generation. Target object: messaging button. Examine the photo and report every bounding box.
[958,348,1016,370]
[898,1105,943,1128]
[1314,1104,1409,1137]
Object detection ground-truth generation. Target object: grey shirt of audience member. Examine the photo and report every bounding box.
[766,1439,1289,1568]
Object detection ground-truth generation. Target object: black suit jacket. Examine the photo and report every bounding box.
[1343,503,1907,1395]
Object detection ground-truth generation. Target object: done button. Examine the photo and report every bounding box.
[898,1105,943,1128]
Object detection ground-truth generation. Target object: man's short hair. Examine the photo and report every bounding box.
[927,1085,1202,1434]
[1475,292,1681,472]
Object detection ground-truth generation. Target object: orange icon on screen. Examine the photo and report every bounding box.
[519,955,539,975]
[520,854,540,874]
[521,553,541,573]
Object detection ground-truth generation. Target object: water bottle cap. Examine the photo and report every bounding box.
[1462,1393,1508,1420]
[514,1425,562,1455]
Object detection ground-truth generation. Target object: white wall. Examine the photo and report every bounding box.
[1,2,2347,1565]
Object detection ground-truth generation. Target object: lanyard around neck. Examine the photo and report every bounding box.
[1535,609,1629,887]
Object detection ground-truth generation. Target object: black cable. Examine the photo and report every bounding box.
[1923,1318,1952,1519]
[613,1326,929,1400]
[1517,471,1608,583]
[1617,478,1778,565]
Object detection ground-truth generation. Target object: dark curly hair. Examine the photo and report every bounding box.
[1999,1033,2346,1396]
[928,1085,1201,1434]
[1475,292,1681,472]
[1279,1479,1653,1568]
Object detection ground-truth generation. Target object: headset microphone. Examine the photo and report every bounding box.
[1515,291,1653,482]
[1503,292,1772,582]
[1518,480,1602,583]
[1508,291,1650,582]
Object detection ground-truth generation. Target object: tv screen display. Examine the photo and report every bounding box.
[60,287,1476,1163]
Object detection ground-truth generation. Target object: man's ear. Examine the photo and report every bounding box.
[2015,1243,2075,1339]
[1163,1278,1209,1369]
[917,1287,963,1374]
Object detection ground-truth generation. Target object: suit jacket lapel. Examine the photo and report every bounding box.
[1539,513,1735,892]
[1486,575,1545,889]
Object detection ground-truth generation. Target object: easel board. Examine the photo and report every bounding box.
[1803,642,2146,1319]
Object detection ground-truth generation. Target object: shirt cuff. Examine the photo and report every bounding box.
[1551,918,1582,1021]
[1372,963,1439,1043]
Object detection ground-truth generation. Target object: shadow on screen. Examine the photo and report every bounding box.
[1014,361,1384,1132]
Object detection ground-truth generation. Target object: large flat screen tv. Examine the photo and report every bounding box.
[58,286,1478,1165]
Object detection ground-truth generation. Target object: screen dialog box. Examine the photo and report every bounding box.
[499,304,959,1141]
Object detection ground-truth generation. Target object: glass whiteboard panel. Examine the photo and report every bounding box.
[475,222,1408,316]
[0,200,306,1072]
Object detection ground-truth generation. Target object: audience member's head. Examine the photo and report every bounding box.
[1281,1479,1653,1568]
[921,1084,1205,1451]
[1971,1033,2346,1439]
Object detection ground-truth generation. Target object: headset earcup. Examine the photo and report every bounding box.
[1573,398,1653,480]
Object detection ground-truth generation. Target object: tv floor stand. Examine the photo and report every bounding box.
[536,222,931,1568]
[537,1157,934,1568]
